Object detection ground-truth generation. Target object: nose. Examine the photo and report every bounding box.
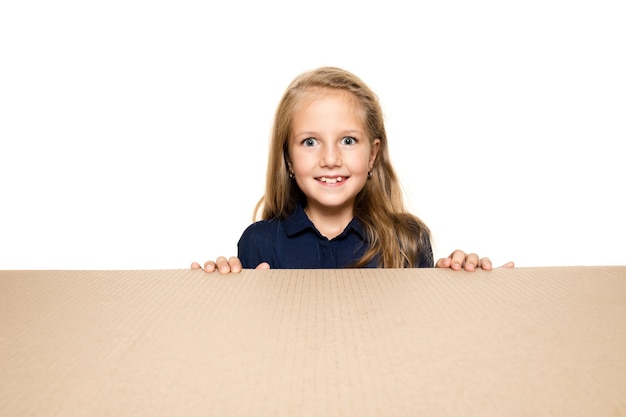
[320,143,342,168]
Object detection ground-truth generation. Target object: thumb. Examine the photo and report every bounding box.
[255,262,270,270]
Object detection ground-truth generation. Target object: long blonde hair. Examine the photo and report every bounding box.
[254,66,432,268]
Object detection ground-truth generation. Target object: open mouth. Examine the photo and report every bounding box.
[316,176,346,184]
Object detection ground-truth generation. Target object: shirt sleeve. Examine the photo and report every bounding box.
[237,222,275,269]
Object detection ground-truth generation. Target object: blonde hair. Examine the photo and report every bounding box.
[254,66,432,268]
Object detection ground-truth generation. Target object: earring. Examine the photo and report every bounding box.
[367,170,372,178]
[289,171,295,178]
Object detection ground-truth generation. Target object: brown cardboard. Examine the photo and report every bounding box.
[1,266,625,416]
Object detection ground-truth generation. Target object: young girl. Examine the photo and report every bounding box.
[192,67,514,273]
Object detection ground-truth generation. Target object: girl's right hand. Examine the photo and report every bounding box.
[191,257,270,273]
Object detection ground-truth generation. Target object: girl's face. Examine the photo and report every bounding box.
[287,89,380,217]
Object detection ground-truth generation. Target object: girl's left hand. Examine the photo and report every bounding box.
[436,249,515,271]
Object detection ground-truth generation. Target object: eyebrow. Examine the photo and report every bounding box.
[293,130,364,138]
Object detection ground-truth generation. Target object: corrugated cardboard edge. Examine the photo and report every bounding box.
[1,266,625,416]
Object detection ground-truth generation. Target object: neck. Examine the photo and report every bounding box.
[304,203,354,239]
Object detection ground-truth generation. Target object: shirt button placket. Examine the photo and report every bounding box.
[320,240,336,268]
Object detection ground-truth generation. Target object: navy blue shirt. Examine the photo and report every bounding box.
[237,204,433,269]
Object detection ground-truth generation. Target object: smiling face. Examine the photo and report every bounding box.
[287,88,380,219]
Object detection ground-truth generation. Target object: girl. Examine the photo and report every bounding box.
[193,67,514,273]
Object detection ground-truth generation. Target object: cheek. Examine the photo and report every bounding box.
[350,153,373,174]
[289,151,315,173]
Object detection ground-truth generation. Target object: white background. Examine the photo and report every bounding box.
[1,0,624,269]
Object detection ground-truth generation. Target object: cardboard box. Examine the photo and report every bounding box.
[1,266,625,416]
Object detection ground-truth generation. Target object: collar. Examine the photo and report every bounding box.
[284,203,366,240]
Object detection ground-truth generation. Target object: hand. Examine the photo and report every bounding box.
[436,249,515,272]
[191,256,270,274]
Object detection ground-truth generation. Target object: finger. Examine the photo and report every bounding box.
[191,262,202,270]
[215,256,231,274]
[227,256,243,273]
[256,262,270,270]
[463,253,480,271]
[203,260,217,273]
[499,261,515,268]
[435,257,452,268]
[449,250,466,271]
[478,257,493,271]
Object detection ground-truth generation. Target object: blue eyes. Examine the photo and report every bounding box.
[341,136,356,145]
[301,136,357,146]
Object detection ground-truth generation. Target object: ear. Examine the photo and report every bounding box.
[369,139,381,168]
[285,158,294,176]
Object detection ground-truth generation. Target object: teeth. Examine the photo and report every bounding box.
[320,176,343,184]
